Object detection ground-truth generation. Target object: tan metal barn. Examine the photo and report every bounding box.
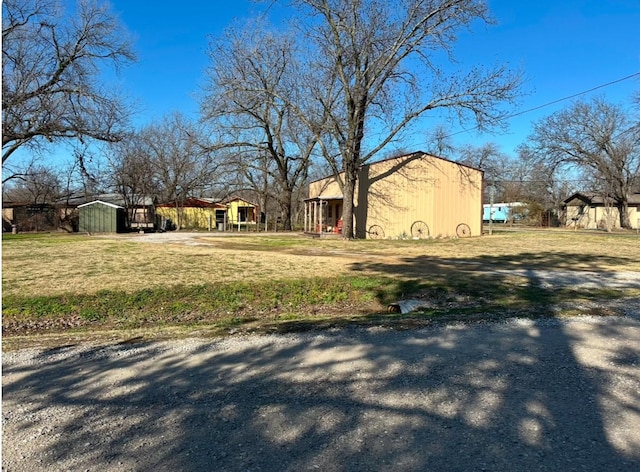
[305,151,483,239]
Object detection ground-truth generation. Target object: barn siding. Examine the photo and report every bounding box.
[308,153,483,238]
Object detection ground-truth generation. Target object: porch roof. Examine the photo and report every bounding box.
[304,195,344,202]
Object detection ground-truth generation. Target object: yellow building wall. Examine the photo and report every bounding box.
[309,153,483,238]
[156,206,217,230]
[226,199,256,224]
[309,177,343,199]
[630,207,640,229]
[2,208,15,227]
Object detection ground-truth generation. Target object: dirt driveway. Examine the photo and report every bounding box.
[3,314,640,471]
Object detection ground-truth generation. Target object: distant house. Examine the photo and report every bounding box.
[2,201,56,232]
[563,192,640,230]
[482,202,525,223]
[155,196,261,231]
[222,196,260,229]
[305,151,483,239]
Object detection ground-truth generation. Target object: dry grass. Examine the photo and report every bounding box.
[3,230,640,298]
[2,236,347,297]
[3,229,639,350]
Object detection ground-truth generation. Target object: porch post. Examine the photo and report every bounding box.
[304,202,309,232]
[313,202,318,233]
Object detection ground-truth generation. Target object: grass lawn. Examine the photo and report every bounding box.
[3,230,639,349]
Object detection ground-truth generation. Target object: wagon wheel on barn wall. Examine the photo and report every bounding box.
[368,224,385,239]
[456,223,471,238]
[410,220,430,239]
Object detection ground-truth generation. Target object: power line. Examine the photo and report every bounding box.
[446,71,640,139]
[491,179,586,184]
[507,72,640,119]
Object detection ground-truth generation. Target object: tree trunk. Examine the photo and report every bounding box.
[618,200,632,229]
[340,161,359,239]
[281,186,293,231]
[175,202,183,231]
[258,194,267,233]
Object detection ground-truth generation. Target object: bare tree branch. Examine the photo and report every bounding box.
[201,21,317,230]
[2,0,136,164]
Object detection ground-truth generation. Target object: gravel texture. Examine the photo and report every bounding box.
[3,311,640,472]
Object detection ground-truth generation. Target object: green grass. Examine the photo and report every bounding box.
[2,276,382,331]
[3,272,635,337]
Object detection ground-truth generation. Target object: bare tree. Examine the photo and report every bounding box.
[202,22,316,230]
[134,113,223,229]
[234,151,277,231]
[2,152,42,185]
[458,143,503,181]
[457,142,517,202]
[514,147,577,226]
[105,134,158,228]
[2,0,135,164]
[524,97,640,228]
[424,125,456,159]
[292,0,522,238]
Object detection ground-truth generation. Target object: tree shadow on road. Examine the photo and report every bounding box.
[3,250,640,471]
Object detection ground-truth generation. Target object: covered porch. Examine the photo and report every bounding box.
[303,196,344,237]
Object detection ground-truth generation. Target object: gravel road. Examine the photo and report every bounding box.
[3,313,640,472]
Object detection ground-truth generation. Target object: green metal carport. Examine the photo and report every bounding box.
[78,200,127,233]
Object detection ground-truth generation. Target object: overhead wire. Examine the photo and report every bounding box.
[443,72,640,185]
[444,71,640,139]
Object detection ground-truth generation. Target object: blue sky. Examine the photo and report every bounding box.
[25,0,640,167]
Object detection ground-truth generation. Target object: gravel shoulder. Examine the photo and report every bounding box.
[3,314,640,472]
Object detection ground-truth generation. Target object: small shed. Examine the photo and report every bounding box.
[78,200,127,233]
[223,196,260,227]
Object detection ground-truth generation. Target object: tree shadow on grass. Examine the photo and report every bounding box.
[350,250,636,278]
[349,251,639,309]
